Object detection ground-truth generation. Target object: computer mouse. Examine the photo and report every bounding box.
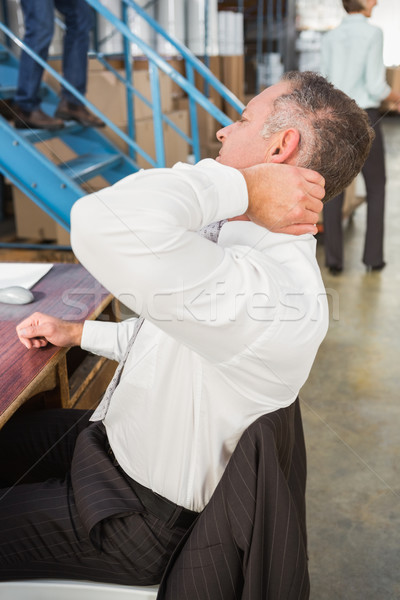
[0,286,35,305]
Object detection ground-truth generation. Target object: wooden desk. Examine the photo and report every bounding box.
[0,263,112,427]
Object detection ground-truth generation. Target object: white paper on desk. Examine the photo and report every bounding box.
[0,263,53,289]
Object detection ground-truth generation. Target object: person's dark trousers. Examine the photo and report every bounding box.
[362,109,386,267]
[323,108,386,270]
[322,189,345,270]
[0,409,191,585]
[15,0,93,112]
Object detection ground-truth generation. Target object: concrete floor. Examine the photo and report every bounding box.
[303,114,400,599]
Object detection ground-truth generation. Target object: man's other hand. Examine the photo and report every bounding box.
[16,312,83,350]
[240,163,325,235]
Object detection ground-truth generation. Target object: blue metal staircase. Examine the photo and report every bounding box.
[0,37,138,236]
[0,0,244,245]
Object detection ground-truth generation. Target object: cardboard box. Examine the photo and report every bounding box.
[137,109,190,168]
[380,66,400,112]
[88,57,124,71]
[166,58,187,98]
[134,58,187,99]
[81,175,110,195]
[173,95,189,112]
[43,57,125,93]
[34,137,77,165]
[104,110,190,169]
[12,186,70,245]
[196,100,220,151]
[42,59,63,94]
[86,68,173,123]
[220,55,245,121]
[194,56,223,111]
[173,96,221,153]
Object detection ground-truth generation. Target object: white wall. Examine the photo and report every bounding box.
[371,1,400,66]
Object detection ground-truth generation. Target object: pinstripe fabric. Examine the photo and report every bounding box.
[0,397,308,593]
[157,399,310,600]
[0,411,193,585]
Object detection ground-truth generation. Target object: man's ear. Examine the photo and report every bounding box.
[265,129,300,164]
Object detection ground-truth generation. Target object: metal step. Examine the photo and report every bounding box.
[18,122,84,144]
[0,84,50,101]
[59,153,123,182]
[0,86,16,100]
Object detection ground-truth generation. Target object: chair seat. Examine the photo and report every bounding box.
[0,580,159,599]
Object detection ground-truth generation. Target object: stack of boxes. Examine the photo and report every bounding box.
[193,9,245,160]
[296,0,344,31]
[381,67,400,112]
[85,59,190,169]
[296,30,323,73]
[10,1,248,242]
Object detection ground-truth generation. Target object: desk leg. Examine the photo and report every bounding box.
[57,355,71,408]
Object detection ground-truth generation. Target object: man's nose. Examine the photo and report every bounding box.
[216,125,230,142]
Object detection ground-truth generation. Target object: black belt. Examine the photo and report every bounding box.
[106,440,200,530]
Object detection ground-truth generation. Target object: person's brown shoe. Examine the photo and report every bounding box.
[0,99,15,121]
[55,99,105,128]
[13,106,65,130]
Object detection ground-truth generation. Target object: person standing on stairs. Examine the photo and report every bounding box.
[12,0,104,130]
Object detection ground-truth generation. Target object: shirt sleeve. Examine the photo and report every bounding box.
[365,27,391,104]
[71,160,283,364]
[81,318,139,362]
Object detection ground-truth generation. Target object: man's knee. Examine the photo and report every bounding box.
[21,6,54,52]
[58,0,94,35]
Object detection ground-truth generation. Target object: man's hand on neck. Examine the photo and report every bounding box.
[238,163,325,235]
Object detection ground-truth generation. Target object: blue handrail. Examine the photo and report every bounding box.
[123,0,244,114]
[85,0,238,127]
[85,0,243,164]
[1,0,245,168]
[87,56,192,146]
[0,21,154,168]
[121,0,135,161]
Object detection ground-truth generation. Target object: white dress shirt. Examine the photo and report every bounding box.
[71,159,329,512]
[320,14,390,109]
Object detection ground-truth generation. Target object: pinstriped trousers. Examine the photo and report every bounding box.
[0,409,190,585]
[158,400,310,600]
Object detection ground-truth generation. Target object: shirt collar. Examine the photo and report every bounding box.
[218,219,312,254]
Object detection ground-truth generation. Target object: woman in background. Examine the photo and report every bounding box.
[321,0,400,273]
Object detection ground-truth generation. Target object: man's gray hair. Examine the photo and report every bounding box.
[261,71,374,202]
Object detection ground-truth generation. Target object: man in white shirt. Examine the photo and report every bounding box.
[1,71,374,585]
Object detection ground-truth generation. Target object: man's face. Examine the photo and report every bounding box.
[215,81,291,169]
